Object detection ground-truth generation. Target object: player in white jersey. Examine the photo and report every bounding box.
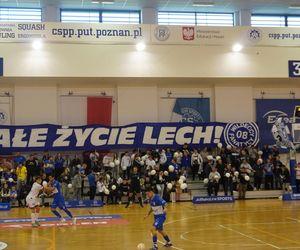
[26,176,43,227]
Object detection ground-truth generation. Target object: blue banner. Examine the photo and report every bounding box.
[0,122,259,152]
[192,196,234,204]
[172,98,210,122]
[64,200,103,208]
[256,99,300,145]
[0,203,10,211]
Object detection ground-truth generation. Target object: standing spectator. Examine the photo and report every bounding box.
[121,152,131,179]
[165,148,173,166]
[264,158,274,190]
[191,149,203,180]
[223,164,234,196]
[73,170,82,200]
[103,153,114,172]
[180,150,190,174]
[26,155,39,185]
[61,167,71,200]
[89,150,99,170]
[17,180,28,207]
[207,166,221,196]
[43,156,55,177]
[253,159,264,191]
[281,165,290,194]
[273,155,283,190]
[97,176,106,203]
[14,152,26,167]
[1,183,11,203]
[16,163,27,191]
[70,154,81,177]
[159,150,167,171]
[54,153,65,180]
[238,167,250,200]
[87,170,97,200]
[295,163,300,193]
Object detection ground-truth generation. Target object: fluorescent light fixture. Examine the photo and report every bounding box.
[92,1,100,3]
[101,0,114,4]
[232,43,243,52]
[136,42,146,51]
[32,40,43,50]
[193,2,214,7]
[289,5,300,9]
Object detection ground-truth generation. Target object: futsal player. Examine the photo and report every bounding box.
[46,174,76,224]
[125,166,143,208]
[26,176,43,227]
[144,188,172,250]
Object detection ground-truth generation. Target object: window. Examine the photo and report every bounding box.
[61,10,99,23]
[251,15,286,27]
[158,11,233,26]
[158,12,196,25]
[0,8,41,22]
[61,9,140,24]
[287,16,300,27]
[196,13,233,26]
[102,11,140,24]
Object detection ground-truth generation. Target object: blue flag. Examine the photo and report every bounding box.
[171,98,210,122]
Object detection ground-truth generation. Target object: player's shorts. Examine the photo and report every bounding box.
[51,195,67,209]
[26,196,40,208]
[153,215,166,230]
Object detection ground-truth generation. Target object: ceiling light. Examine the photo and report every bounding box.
[289,5,300,9]
[193,2,214,7]
[232,43,243,52]
[32,40,43,50]
[91,1,99,3]
[101,0,114,4]
[136,42,146,51]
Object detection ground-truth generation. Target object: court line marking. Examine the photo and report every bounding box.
[157,240,184,250]
[219,224,280,249]
[286,217,300,223]
[180,230,265,247]
[249,226,300,247]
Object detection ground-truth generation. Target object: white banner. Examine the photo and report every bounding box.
[1,22,300,46]
[0,22,149,44]
[151,25,300,47]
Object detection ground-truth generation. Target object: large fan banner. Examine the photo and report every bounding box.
[256,99,300,146]
[0,122,259,153]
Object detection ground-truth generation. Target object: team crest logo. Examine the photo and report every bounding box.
[247,28,262,43]
[180,108,203,123]
[182,27,195,41]
[0,109,8,124]
[262,110,293,124]
[224,123,259,148]
[154,26,170,41]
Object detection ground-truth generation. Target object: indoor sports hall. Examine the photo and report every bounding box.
[1,0,300,250]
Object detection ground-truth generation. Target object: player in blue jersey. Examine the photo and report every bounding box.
[47,174,76,225]
[144,188,172,250]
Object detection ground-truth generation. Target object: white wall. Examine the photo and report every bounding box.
[14,86,58,125]
[1,42,300,78]
[117,86,158,125]
[215,86,253,122]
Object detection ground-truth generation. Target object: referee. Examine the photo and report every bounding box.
[125,166,144,208]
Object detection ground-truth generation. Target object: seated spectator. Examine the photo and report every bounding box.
[1,183,11,203]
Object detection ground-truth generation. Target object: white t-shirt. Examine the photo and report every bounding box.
[27,182,42,199]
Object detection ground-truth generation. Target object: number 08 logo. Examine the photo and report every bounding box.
[224,123,259,148]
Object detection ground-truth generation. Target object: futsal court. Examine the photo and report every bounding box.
[1,199,300,250]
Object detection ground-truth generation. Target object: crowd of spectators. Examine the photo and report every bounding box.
[0,143,294,206]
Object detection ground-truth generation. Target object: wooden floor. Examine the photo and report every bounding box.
[2,199,300,250]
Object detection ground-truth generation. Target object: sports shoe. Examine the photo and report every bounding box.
[32,222,38,227]
[72,217,77,225]
[164,242,173,247]
[149,247,158,250]
[35,220,41,226]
